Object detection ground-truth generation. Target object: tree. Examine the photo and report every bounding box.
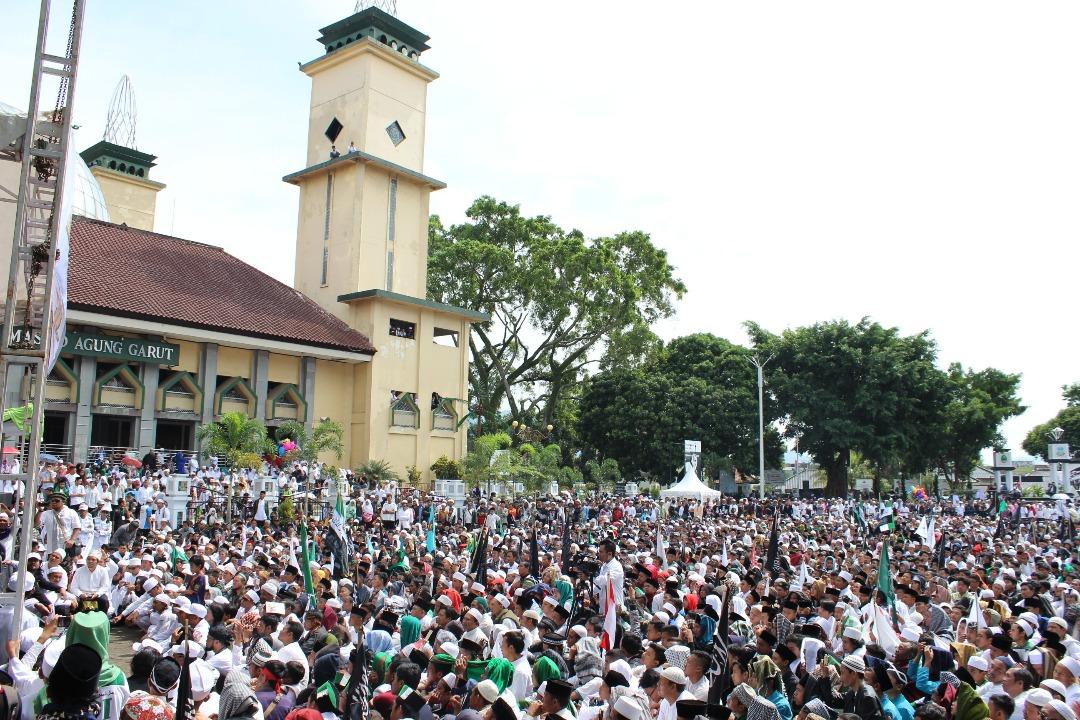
[195,412,271,467]
[928,364,1024,488]
[585,457,622,493]
[274,418,345,465]
[746,318,948,498]
[1022,383,1080,459]
[354,459,402,486]
[428,197,685,441]
[579,334,783,482]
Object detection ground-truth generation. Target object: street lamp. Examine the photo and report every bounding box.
[747,354,773,500]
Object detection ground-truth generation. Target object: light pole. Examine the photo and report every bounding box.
[747,354,773,500]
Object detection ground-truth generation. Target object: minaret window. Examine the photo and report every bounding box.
[386,121,406,146]
[325,118,343,143]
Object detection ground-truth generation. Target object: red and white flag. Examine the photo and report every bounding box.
[600,575,617,651]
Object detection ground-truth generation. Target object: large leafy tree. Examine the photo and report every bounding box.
[927,364,1024,488]
[579,334,783,482]
[428,197,685,437]
[1022,383,1080,459]
[746,318,948,497]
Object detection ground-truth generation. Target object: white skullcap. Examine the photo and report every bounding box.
[967,656,989,672]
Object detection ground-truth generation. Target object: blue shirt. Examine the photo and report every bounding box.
[767,689,793,720]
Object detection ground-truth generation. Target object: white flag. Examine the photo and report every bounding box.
[656,523,667,569]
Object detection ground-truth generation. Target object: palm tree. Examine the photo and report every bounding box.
[274,418,345,465]
[195,412,271,467]
[354,459,402,486]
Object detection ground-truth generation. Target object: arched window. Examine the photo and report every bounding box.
[108,160,117,169]
[118,163,127,172]
[378,34,388,44]
[136,168,144,177]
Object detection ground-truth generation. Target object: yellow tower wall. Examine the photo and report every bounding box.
[89,167,164,231]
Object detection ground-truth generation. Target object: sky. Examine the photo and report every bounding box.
[2,1,1078,459]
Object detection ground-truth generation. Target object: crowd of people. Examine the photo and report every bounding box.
[4,455,1080,720]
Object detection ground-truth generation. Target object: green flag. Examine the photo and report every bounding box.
[299,521,317,606]
[877,539,898,626]
[2,404,33,432]
[877,541,893,602]
[998,498,1007,514]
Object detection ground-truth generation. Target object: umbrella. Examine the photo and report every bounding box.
[121,456,142,468]
[1,447,17,455]
[1052,493,1070,500]
[40,453,58,463]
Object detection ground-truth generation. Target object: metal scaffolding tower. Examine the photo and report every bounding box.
[0,0,87,634]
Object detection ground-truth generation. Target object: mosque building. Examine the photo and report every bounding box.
[0,6,481,481]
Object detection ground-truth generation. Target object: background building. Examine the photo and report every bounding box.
[0,7,481,481]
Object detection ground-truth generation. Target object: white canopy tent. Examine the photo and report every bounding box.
[660,462,724,499]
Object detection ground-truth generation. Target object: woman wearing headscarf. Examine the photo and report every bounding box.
[691,613,717,651]
[532,655,563,696]
[748,656,793,720]
[365,630,394,655]
[398,615,422,653]
[220,668,262,720]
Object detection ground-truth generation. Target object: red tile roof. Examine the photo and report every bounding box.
[68,216,375,355]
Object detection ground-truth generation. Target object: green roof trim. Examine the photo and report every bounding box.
[337,289,490,322]
[80,140,157,169]
[282,151,446,190]
[317,6,430,54]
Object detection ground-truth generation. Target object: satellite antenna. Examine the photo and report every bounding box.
[103,74,137,148]
[355,0,397,15]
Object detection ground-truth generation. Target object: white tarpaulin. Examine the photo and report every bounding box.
[660,462,724,499]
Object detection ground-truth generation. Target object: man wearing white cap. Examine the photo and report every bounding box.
[141,593,179,648]
[69,550,112,613]
[117,576,164,628]
[1054,656,1080,704]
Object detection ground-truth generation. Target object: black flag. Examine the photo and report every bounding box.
[707,583,734,704]
[994,516,1004,540]
[175,622,194,720]
[935,529,948,569]
[530,523,540,580]
[765,509,781,575]
[561,514,573,576]
[471,528,489,584]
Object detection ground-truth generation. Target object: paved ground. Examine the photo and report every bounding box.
[108,623,141,673]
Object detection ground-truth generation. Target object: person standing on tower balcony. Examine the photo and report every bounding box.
[347,141,357,153]
[329,144,340,159]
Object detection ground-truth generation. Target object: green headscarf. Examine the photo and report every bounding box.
[555,579,574,607]
[430,653,455,672]
[485,658,515,693]
[399,615,421,647]
[474,597,489,612]
[533,655,561,685]
[65,611,126,687]
[466,659,489,682]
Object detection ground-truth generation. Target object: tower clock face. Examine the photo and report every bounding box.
[386,121,406,146]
